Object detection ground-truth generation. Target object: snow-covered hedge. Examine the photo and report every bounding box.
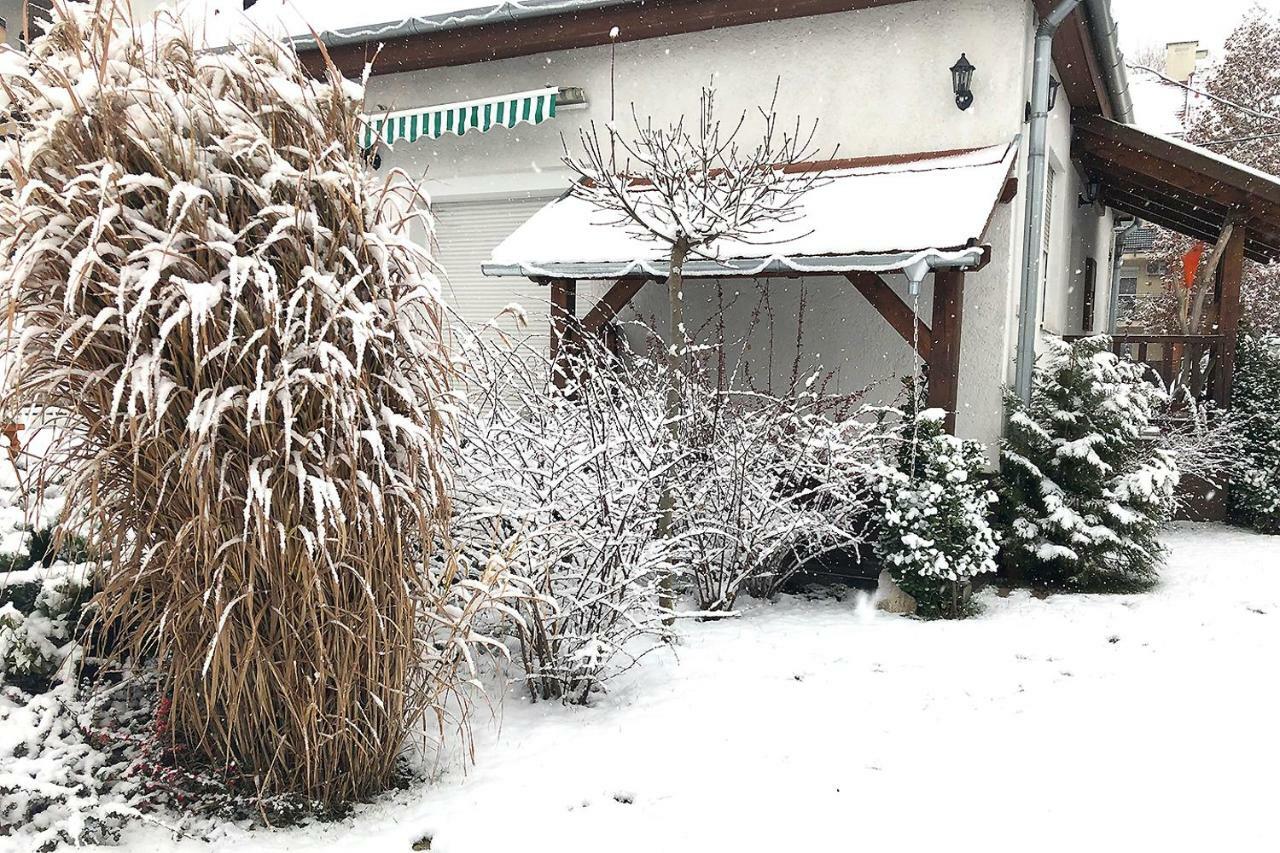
[875,410,998,618]
[448,329,675,704]
[0,563,92,690]
[999,336,1179,589]
[675,377,883,613]
[448,324,892,700]
[1229,332,1280,533]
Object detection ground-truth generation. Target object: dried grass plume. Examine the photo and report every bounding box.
[0,2,460,804]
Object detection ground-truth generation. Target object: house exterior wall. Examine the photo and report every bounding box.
[361,0,1064,452]
[369,0,1034,202]
[118,0,1113,452]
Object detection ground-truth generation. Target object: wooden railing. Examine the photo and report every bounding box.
[1066,334,1228,404]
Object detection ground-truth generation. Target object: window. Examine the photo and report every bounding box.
[1040,167,1056,322]
[1117,276,1139,318]
[1082,257,1097,332]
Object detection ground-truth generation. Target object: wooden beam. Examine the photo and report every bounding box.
[1213,227,1246,408]
[998,177,1019,205]
[846,272,931,360]
[304,0,925,79]
[581,279,648,335]
[927,270,965,434]
[1076,116,1280,211]
[549,279,577,389]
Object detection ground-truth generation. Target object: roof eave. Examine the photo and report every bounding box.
[481,246,990,281]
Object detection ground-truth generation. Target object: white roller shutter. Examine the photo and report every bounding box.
[432,196,558,354]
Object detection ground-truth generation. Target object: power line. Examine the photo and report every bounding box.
[1201,130,1280,147]
[1128,64,1280,126]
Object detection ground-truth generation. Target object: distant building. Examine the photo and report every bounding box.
[1115,225,1169,331]
[1164,40,1210,84]
[1116,39,1210,332]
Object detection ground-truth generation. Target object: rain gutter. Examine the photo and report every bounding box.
[288,1,636,50]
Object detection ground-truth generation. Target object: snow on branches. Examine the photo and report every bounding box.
[1000,336,1179,589]
[876,410,998,619]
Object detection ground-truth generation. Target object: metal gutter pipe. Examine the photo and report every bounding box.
[288,1,636,50]
[1084,0,1134,123]
[1014,0,1083,403]
[1108,218,1141,333]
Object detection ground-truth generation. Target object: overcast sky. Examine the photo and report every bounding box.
[1111,0,1280,55]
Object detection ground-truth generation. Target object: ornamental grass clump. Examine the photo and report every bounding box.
[0,4,460,805]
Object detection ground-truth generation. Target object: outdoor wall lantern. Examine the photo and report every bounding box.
[950,53,976,111]
[1025,76,1063,122]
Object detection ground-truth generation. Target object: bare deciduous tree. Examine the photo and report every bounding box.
[562,83,830,612]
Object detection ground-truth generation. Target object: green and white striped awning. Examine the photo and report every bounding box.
[362,87,559,148]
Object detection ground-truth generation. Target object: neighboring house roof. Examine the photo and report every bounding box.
[1120,226,1157,254]
[1127,67,1204,137]
[483,141,1017,280]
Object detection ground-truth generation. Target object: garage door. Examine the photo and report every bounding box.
[431,197,556,356]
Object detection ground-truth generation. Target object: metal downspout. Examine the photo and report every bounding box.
[1109,219,1141,334]
[1013,0,1083,403]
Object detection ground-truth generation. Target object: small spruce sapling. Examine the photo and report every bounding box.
[875,409,998,619]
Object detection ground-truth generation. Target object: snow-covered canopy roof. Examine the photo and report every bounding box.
[1074,116,1280,264]
[482,141,1017,281]
[168,1,626,49]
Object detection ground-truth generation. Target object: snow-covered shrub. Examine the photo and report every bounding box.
[0,564,92,691]
[1153,391,1244,515]
[1000,336,1179,590]
[875,410,998,618]
[448,328,676,704]
[0,5,476,805]
[676,377,883,612]
[0,680,150,850]
[1229,332,1280,533]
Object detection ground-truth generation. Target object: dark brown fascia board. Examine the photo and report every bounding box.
[301,0,1109,119]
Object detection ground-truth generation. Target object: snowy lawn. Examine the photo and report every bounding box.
[103,523,1278,853]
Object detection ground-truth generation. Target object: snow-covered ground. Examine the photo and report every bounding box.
[98,524,1279,852]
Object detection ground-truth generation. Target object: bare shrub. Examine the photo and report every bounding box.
[675,349,887,612]
[447,323,677,704]
[0,5,484,805]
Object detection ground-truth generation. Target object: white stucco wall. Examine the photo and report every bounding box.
[370,0,1034,201]
[352,0,1112,452]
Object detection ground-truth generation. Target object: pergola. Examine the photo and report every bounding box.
[1073,115,1280,406]
[483,143,1019,433]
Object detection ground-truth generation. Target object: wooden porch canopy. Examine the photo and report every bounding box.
[1074,115,1280,264]
[1074,115,1280,407]
[483,142,1020,431]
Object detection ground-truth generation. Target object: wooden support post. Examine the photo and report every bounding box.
[927,269,966,434]
[549,278,577,389]
[1213,227,1246,408]
[846,272,932,360]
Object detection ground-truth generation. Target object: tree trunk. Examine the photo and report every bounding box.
[656,237,691,622]
[1179,224,1235,392]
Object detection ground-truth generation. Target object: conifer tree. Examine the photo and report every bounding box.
[999,337,1179,589]
[876,410,998,619]
[1229,333,1280,533]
